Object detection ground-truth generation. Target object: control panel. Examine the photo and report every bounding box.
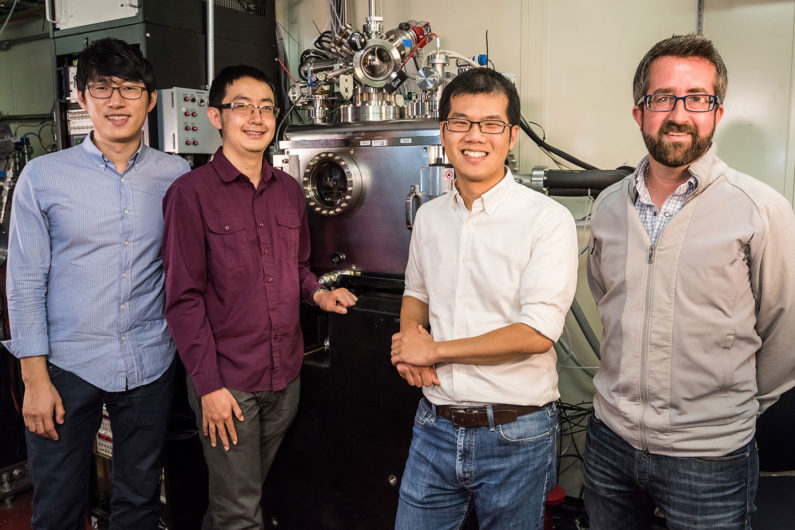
[157,87,222,155]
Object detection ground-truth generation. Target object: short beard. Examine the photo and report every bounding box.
[642,116,715,168]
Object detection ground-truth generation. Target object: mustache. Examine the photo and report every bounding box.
[659,121,698,135]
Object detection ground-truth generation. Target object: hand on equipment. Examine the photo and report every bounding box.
[314,287,358,314]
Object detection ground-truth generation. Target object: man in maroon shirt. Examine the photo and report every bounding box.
[162,65,356,528]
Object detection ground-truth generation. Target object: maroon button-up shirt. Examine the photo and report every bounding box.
[162,148,322,396]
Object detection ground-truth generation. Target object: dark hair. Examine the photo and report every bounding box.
[633,34,727,105]
[209,65,278,108]
[438,67,521,126]
[75,38,155,95]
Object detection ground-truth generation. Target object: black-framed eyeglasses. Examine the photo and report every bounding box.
[87,85,147,100]
[216,102,280,118]
[638,94,720,112]
[443,118,511,134]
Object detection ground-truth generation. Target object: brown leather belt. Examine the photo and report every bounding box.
[429,399,546,428]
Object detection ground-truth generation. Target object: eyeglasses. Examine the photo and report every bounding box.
[216,102,280,118]
[443,118,511,134]
[87,85,147,100]
[638,94,720,112]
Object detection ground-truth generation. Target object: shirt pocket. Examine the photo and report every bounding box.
[206,216,251,273]
[275,211,301,261]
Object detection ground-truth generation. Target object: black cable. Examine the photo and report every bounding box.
[485,30,489,68]
[520,115,598,170]
[275,101,299,143]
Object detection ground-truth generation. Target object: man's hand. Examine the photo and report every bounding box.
[22,373,65,441]
[391,324,437,366]
[20,357,65,441]
[395,363,440,387]
[314,287,358,314]
[200,388,244,451]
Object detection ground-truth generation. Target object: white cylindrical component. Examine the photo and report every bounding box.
[206,0,215,89]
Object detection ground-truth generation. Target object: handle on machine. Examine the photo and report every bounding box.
[45,0,59,24]
[405,184,423,230]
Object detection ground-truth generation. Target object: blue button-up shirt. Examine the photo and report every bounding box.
[2,136,190,392]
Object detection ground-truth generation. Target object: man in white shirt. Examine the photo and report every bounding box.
[390,68,578,529]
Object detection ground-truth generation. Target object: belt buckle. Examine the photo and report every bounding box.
[451,409,475,427]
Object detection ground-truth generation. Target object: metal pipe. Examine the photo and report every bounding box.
[369,0,377,17]
[0,114,52,121]
[570,297,601,360]
[206,0,215,89]
[545,168,631,190]
[0,32,49,51]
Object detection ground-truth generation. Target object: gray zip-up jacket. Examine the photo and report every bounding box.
[588,145,795,456]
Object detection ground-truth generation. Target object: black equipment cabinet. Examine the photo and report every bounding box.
[262,291,422,529]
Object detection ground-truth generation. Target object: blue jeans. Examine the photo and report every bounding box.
[583,413,758,530]
[395,398,557,530]
[26,361,175,530]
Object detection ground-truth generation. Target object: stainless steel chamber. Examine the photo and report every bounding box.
[274,119,449,275]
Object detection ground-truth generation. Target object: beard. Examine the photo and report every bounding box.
[642,118,715,168]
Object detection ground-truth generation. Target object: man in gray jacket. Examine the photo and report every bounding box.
[585,34,795,529]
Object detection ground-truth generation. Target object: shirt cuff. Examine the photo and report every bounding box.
[2,334,49,359]
[189,371,224,397]
[403,289,429,304]
[312,287,329,306]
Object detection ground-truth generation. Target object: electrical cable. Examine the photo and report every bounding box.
[485,30,489,68]
[0,0,20,39]
[275,101,299,143]
[520,115,598,170]
[400,33,437,69]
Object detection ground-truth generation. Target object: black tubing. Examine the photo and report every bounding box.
[520,117,599,170]
[545,169,631,190]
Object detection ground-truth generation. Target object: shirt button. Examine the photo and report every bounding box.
[267,276,273,283]
[121,336,126,341]
[664,211,671,217]
[122,273,127,278]
[123,209,128,214]
[120,178,125,183]
[258,222,264,227]
[124,241,129,246]
[224,225,230,231]
[120,305,125,309]
[264,248,271,255]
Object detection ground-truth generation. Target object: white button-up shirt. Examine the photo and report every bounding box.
[404,170,578,406]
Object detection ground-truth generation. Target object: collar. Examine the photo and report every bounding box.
[634,159,698,206]
[451,167,514,215]
[209,147,273,185]
[630,143,722,202]
[81,132,145,169]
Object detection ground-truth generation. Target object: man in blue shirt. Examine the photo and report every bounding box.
[2,38,189,529]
